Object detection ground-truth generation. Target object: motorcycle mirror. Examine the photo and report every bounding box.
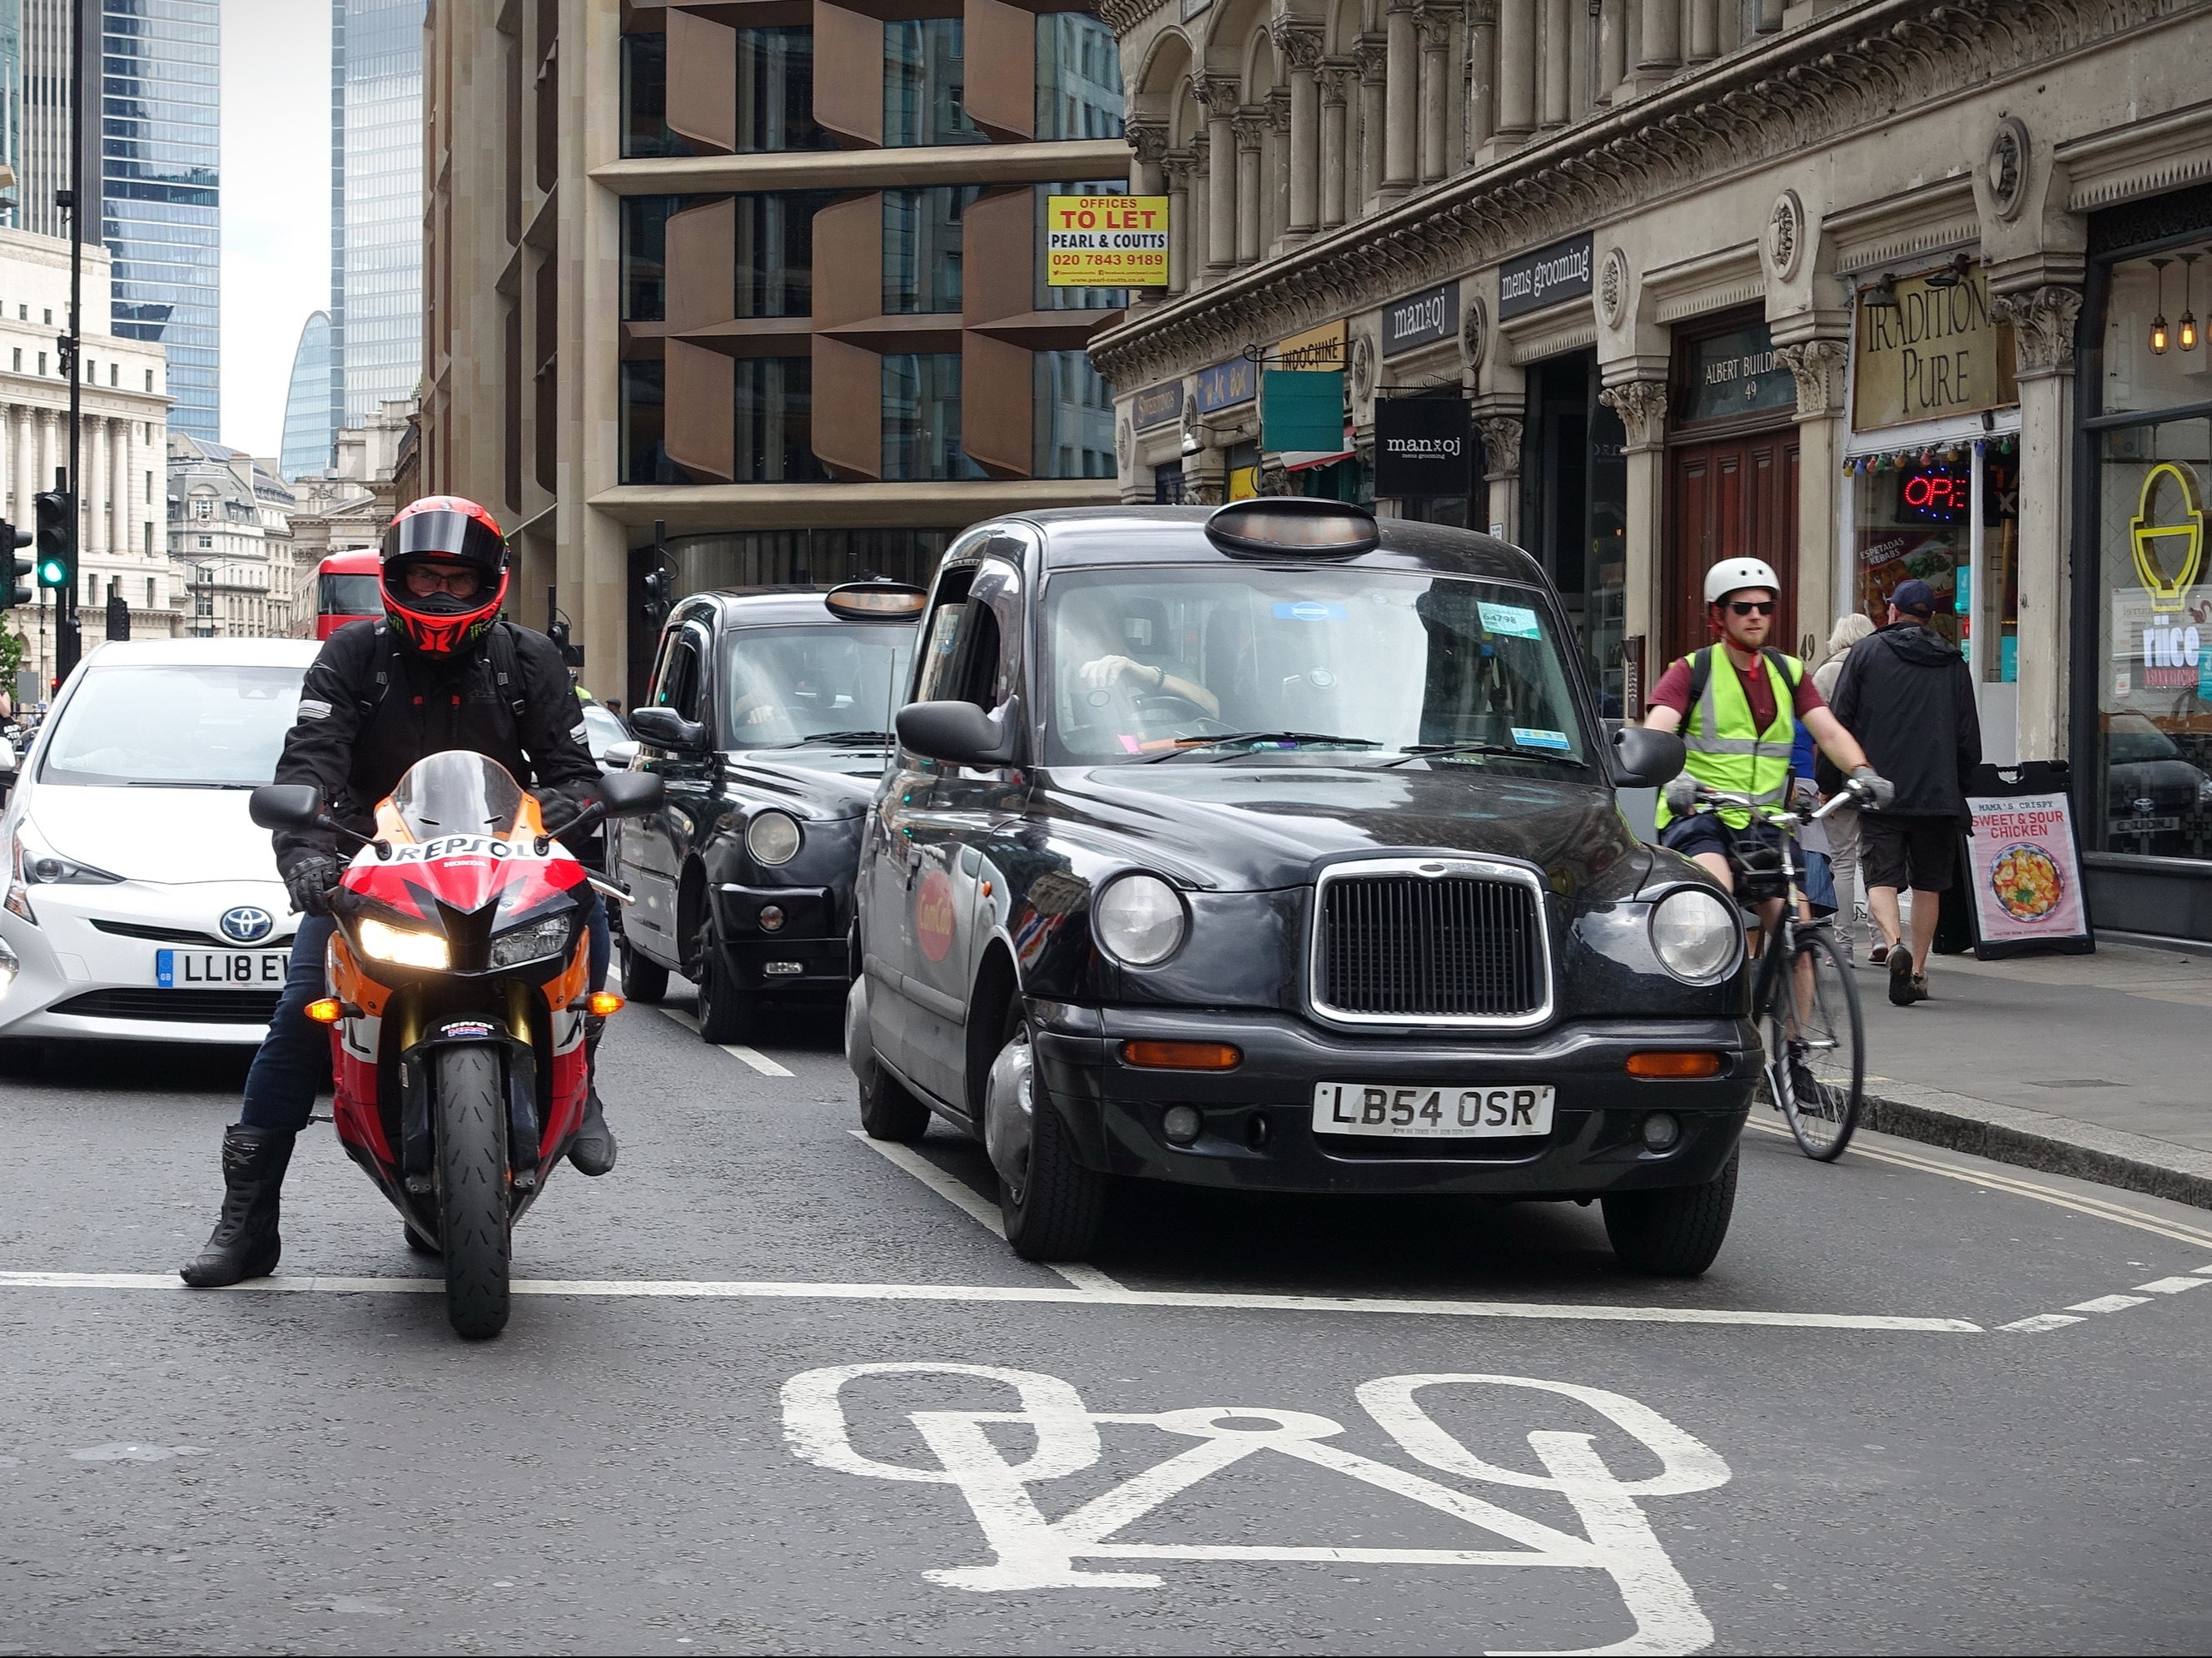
[250,782,324,830]
[598,771,666,818]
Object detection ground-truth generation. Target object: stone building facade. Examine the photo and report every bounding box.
[1094,0,2212,939]
[167,438,298,642]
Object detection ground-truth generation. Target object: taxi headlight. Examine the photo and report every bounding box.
[746,810,803,867]
[490,916,571,969]
[1649,889,1740,984]
[356,916,451,970]
[1093,872,1187,967]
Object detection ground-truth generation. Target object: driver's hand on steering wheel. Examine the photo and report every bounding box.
[1079,653,1161,692]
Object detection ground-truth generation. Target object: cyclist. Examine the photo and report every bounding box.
[1643,557,1892,927]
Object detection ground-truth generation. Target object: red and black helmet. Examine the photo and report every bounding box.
[380,495,510,658]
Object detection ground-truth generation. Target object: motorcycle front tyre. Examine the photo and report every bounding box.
[434,1045,512,1340]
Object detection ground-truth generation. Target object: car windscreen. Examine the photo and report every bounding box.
[1040,566,1591,767]
[38,663,307,788]
[319,573,382,615]
[721,624,917,749]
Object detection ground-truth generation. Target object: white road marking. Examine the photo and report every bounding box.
[2065,1293,2150,1313]
[1997,1313,2085,1333]
[0,1269,1978,1329]
[658,1005,796,1075]
[783,1363,1726,1651]
[847,1129,1125,1293]
[2135,1275,2207,1294]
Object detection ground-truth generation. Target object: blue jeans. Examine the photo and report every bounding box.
[239,898,610,1134]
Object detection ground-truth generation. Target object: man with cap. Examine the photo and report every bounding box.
[1825,578,1982,1006]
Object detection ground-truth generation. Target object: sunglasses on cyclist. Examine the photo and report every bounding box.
[1727,599,1775,617]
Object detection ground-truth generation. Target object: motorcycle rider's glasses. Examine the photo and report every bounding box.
[401,562,483,598]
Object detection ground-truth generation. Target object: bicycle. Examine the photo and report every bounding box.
[1665,776,1877,1161]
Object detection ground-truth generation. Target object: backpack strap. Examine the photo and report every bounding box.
[355,621,401,717]
[485,623,529,721]
[1684,647,1713,731]
[1761,647,1802,693]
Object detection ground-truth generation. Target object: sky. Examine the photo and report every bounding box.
[219,0,331,460]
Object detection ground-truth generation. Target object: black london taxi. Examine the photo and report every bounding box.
[845,499,1760,1274]
[612,583,923,1040]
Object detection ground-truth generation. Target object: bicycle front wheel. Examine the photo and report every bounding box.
[1770,926,1864,1161]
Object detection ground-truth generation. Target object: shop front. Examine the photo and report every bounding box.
[2073,185,2212,941]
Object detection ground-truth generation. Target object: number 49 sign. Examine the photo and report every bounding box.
[1046,195,1169,288]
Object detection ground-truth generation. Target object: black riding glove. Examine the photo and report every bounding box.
[537,790,588,837]
[281,854,342,918]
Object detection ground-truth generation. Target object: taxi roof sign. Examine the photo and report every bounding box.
[825,581,929,620]
[1204,498,1379,559]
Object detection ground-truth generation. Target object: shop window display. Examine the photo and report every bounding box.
[1848,439,2018,676]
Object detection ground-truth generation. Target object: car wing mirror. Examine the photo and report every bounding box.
[0,737,15,776]
[1611,726,1685,790]
[250,782,324,831]
[602,740,639,769]
[597,771,666,818]
[896,698,1019,768]
[629,706,708,752]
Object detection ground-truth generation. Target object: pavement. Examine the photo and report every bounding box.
[3,990,2211,1652]
[1840,925,2212,1207]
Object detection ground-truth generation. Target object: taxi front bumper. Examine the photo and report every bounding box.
[1028,1003,1758,1198]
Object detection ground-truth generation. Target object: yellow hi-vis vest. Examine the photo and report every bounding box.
[1656,646,1803,831]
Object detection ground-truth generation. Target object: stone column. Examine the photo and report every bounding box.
[1417,7,1452,181]
[1464,0,1497,158]
[1275,22,1323,236]
[1775,339,1851,663]
[1474,414,1524,544]
[1686,0,1717,61]
[1318,64,1351,229]
[111,416,129,566]
[1636,0,1681,87]
[84,417,104,563]
[1263,92,1291,252]
[1234,112,1266,266]
[37,410,57,503]
[0,410,12,523]
[1163,149,1195,295]
[1598,378,1668,656]
[1355,35,1388,211]
[1597,0,1628,99]
[1126,120,1167,197]
[1991,285,2084,762]
[1495,0,1537,138]
[1198,77,1240,272]
[1542,0,1571,126]
[16,410,35,524]
[1383,2,1418,192]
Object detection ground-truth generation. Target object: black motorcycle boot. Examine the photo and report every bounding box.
[569,1012,617,1176]
[179,1125,296,1288]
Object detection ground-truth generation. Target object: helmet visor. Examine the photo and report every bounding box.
[384,509,506,571]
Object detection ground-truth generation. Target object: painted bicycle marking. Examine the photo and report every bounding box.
[783,1363,1728,1656]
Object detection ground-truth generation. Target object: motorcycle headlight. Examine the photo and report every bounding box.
[355,916,451,970]
[490,915,571,969]
[1649,888,1741,985]
[746,810,803,867]
[1092,872,1187,967]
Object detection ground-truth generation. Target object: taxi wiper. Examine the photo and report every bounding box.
[1140,731,1384,762]
[801,729,894,745]
[1381,742,1588,768]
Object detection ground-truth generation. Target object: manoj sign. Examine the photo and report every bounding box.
[1046,195,1169,288]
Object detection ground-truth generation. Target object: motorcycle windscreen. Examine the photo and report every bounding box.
[388,750,529,842]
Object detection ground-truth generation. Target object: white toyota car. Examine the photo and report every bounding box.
[0,637,318,1045]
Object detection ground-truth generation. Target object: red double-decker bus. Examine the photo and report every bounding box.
[305,548,384,639]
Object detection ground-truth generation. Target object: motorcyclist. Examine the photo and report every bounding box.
[181,495,614,1289]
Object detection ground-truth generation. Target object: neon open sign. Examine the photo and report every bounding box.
[1900,469,1968,522]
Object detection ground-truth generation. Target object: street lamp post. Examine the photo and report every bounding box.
[52,0,87,683]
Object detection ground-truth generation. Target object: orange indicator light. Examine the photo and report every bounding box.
[1121,1040,1242,1071]
[587,990,626,1017]
[305,997,345,1025]
[1625,1050,1722,1079]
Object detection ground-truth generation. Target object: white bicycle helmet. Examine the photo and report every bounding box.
[1703,557,1782,606]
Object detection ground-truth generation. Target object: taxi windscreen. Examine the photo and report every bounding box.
[722,625,917,748]
[1041,567,1591,767]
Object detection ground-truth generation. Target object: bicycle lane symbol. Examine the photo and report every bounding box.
[781,1363,1730,1656]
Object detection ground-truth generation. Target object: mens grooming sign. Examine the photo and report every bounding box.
[1498,236,1593,320]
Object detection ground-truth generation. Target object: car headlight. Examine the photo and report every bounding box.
[1649,888,1740,984]
[355,916,451,970]
[746,810,803,866]
[1092,872,1188,967]
[6,820,124,925]
[0,932,18,992]
[490,915,571,969]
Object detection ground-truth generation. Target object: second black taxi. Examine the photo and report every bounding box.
[847,499,1757,1274]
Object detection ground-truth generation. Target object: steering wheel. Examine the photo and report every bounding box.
[1131,690,1217,727]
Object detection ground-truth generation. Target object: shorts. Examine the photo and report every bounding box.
[1659,816,1837,916]
[1861,812,1959,893]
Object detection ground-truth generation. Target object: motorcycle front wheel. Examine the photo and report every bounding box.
[434,1045,512,1339]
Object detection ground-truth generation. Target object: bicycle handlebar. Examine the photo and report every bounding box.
[1678,775,1876,826]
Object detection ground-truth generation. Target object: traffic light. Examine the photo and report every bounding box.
[641,566,673,628]
[0,519,29,609]
[32,490,71,592]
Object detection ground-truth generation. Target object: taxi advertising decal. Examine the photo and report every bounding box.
[916,868,959,963]
[1046,196,1168,288]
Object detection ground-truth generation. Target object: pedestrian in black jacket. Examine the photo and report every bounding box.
[1827,578,1982,1006]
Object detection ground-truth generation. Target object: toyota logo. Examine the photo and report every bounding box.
[219,906,275,944]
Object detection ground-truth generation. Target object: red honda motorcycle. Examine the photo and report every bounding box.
[251,752,663,1339]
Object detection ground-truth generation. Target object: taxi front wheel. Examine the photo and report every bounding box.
[1600,1147,1737,1276]
[993,1004,1108,1261]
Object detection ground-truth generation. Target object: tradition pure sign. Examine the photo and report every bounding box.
[1046,195,1168,288]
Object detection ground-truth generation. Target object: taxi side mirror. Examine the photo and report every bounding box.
[1611,726,1685,789]
[630,706,709,752]
[897,698,1019,767]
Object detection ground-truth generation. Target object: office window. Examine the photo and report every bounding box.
[882,353,980,480]
[1033,350,1115,479]
[737,193,831,318]
[734,357,829,483]
[621,196,677,321]
[37,353,45,375]
[885,19,982,146]
[1035,14,1124,140]
[619,359,679,485]
[883,187,980,315]
[734,27,828,153]
[9,350,16,372]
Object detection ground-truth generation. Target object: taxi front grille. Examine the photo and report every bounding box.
[1311,863,1549,1025]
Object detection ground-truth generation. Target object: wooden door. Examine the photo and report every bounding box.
[1663,429,1801,668]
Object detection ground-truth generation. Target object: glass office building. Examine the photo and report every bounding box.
[280,310,335,479]
[331,0,424,432]
[102,0,221,443]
